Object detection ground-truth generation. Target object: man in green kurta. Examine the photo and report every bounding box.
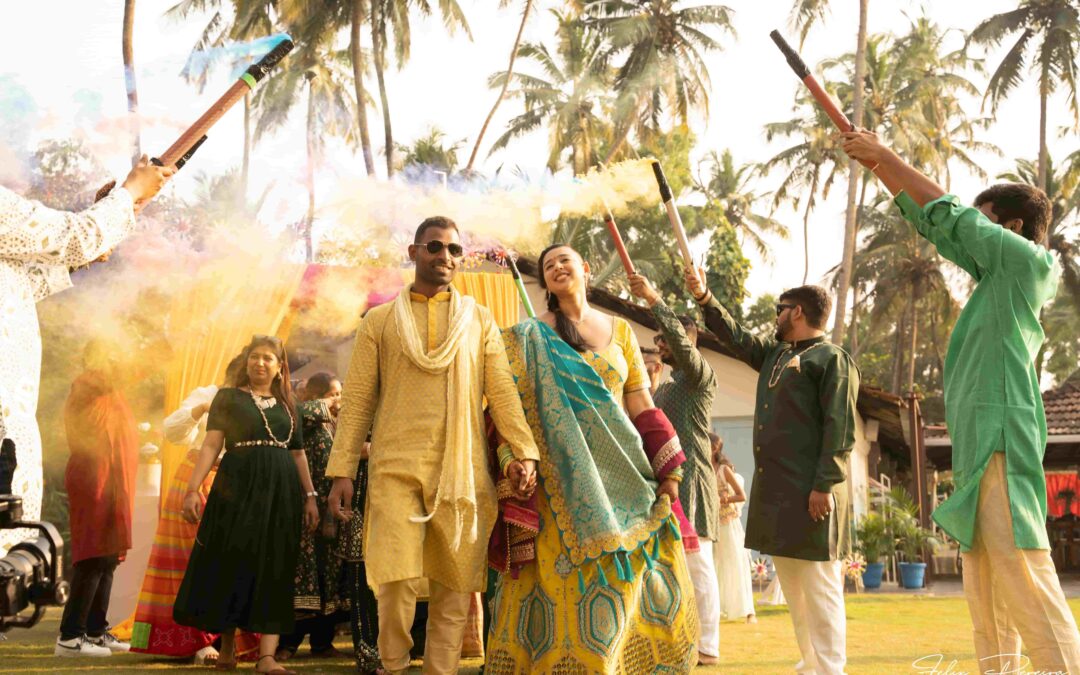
[844,130,1080,673]
[685,274,859,675]
[629,273,721,664]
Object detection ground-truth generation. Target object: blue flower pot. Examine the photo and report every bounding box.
[862,561,885,589]
[899,561,926,589]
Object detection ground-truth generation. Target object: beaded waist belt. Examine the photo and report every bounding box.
[231,439,289,450]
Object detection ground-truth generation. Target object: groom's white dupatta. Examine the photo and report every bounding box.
[394,287,479,548]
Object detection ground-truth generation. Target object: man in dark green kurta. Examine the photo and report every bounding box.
[686,275,859,675]
[629,273,720,663]
[844,129,1080,673]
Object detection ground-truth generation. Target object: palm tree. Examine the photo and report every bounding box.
[123,0,141,166]
[760,93,848,284]
[370,0,472,177]
[487,9,612,175]
[969,0,1080,192]
[350,0,376,176]
[397,127,463,173]
[583,0,734,164]
[853,204,954,394]
[464,0,535,174]
[786,0,870,346]
[165,0,277,196]
[693,149,789,262]
[820,18,994,346]
[253,27,359,261]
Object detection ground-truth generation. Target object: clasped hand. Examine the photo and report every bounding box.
[506,459,538,500]
[655,478,679,504]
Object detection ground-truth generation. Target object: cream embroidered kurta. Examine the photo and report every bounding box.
[0,185,135,552]
[326,289,539,593]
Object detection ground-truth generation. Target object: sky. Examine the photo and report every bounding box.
[0,0,1075,304]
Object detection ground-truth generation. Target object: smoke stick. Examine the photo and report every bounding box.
[650,161,694,269]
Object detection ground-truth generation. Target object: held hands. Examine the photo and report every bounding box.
[656,478,679,504]
[506,459,538,500]
[839,129,891,168]
[181,490,204,524]
[808,490,834,522]
[628,273,662,307]
[328,476,355,522]
[121,154,176,207]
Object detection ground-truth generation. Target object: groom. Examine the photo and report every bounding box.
[325,216,539,675]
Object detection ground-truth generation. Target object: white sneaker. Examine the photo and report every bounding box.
[55,636,112,657]
[88,632,131,652]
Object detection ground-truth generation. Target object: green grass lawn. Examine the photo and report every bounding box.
[3,594,1078,673]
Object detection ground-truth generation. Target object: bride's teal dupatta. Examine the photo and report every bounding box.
[502,319,674,568]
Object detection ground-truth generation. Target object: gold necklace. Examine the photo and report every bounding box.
[244,388,294,447]
[767,342,826,388]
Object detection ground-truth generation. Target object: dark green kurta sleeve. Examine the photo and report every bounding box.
[814,351,860,493]
[699,295,776,373]
[651,300,712,390]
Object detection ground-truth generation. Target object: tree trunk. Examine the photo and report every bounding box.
[352,0,376,176]
[465,0,533,174]
[907,279,920,394]
[848,280,860,355]
[830,0,869,344]
[802,192,813,285]
[891,313,905,395]
[305,76,317,262]
[371,0,394,177]
[1038,86,1049,193]
[241,92,251,201]
[122,0,141,166]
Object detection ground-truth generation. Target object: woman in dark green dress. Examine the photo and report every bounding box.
[279,371,382,673]
[278,373,348,660]
[174,336,319,675]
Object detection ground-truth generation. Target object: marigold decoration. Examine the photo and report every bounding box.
[843,553,867,592]
[751,558,771,594]
[751,558,771,581]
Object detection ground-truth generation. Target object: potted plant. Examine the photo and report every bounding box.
[894,514,940,589]
[855,512,890,589]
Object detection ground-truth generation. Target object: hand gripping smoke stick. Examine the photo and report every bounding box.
[96,35,295,200]
[769,30,875,170]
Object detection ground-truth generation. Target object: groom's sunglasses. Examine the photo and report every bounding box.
[420,240,465,258]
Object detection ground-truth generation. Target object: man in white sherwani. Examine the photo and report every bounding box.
[0,156,173,552]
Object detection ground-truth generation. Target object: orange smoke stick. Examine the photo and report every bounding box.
[769,30,875,169]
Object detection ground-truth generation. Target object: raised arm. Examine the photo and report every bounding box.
[684,267,775,372]
[842,130,993,279]
[628,273,713,391]
[163,385,218,446]
[0,157,173,268]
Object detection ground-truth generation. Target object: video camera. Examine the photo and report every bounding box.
[0,439,69,632]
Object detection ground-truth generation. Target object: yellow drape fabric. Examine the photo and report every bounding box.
[453,271,518,329]
[158,268,515,508]
[157,263,306,505]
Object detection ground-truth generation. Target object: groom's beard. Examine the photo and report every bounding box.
[775,315,793,342]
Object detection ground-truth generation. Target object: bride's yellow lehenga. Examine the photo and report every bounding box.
[486,319,698,674]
